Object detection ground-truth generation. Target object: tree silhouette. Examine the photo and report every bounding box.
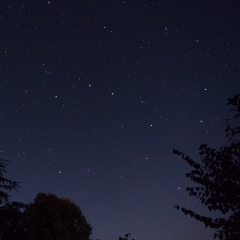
[0,158,23,239]
[173,94,240,240]
[0,159,20,205]
[0,202,27,240]
[26,193,92,240]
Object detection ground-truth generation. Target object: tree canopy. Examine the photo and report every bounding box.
[0,201,27,240]
[173,94,240,240]
[26,193,92,240]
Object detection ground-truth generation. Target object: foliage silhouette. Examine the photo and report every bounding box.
[0,202,27,240]
[26,193,92,240]
[173,94,240,240]
[0,158,24,239]
[119,233,134,240]
[0,158,20,205]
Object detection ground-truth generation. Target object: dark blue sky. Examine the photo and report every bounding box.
[1,1,240,239]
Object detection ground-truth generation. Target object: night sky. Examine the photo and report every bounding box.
[1,1,240,240]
